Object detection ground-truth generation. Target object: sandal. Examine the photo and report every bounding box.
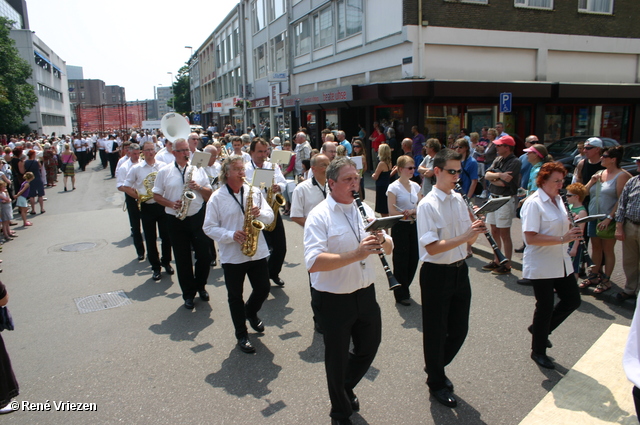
[579,272,600,289]
[593,274,611,294]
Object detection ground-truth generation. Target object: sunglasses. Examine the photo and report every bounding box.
[405,166,415,170]
[566,193,577,197]
[439,167,463,175]
[584,146,595,150]
[453,146,464,149]
[601,154,611,158]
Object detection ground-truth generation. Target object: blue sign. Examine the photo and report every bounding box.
[193,114,200,123]
[500,92,512,113]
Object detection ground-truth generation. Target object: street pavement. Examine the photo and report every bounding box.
[0,163,635,424]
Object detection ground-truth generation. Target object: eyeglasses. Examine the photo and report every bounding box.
[439,167,463,175]
[584,146,595,150]
[174,149,189,153]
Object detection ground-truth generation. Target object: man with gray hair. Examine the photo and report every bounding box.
[304,156,392,424]
[294,132,311,176]
[336,130,352,155]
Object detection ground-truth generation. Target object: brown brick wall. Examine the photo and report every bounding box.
[403,0,640,38]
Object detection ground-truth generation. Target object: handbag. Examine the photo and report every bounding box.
[594,172,615,239]
[0,306,14,332]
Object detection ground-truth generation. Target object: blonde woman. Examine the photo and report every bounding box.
[372,143,392,217]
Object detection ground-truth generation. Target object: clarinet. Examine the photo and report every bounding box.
[352,191,402,291]
[454,184,508,265]
[559,189,595,268]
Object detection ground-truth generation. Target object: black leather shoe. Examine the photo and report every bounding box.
[531,352,555,369]
[272,277,285,286]
[528,325,552,348]
[346,390,359,412]
[237,337,256,353]
[331,418,352,425]
[430,387,457,408]
[199,290,210,302]
[444,377,454,392]
[396,299,411,306]
[163,264,174,275]
[211,259,217,267]
[137,254,145,261]
[515,244,526,253]
[152,270,161,281]
[247,315,265,333]
[517,278,533,286]
[314,321,324,334]
[184,298,195,310]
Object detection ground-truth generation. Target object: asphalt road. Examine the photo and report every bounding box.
[0,163,634,424]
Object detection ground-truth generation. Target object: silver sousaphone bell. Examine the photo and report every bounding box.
[160,112,191,143]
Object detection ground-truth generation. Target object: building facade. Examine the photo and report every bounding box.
[105,85,126,105]
[157,86,173,117]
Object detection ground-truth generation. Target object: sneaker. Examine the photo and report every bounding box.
[482,261,500,271]
[492,265,512,275]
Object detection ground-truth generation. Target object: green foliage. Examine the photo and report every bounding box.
[168,65,191,114]
[0,17,37,134]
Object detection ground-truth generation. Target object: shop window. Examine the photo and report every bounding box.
[601,106,629,143]
[515,0,553,9]
[313,8,333,49]
[337,0,362,40]
[545,106,574,142]
[424,105,462,146]
[325,110,338,130]
[578,0,613,14]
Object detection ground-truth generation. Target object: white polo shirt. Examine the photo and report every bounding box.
[290,177,328,219]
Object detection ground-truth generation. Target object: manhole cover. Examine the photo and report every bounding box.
[61,242,97,252]
[74,290,132,314]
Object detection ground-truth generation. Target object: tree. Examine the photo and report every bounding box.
[0,17,37,134]
[169,65,191,114]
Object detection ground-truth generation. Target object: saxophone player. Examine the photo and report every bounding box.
[245,138,288,287]
[203,156,274,354]
[152,138,213,310]
[122,141,171,281]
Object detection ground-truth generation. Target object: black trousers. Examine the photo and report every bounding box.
[221,258,270,339]
[420,262,471,391]
[140,202,172,271]
[77,151,87,171]
[166,208,212,300]
[124,194,145,257]
[311,284,381,420]
[391,220,419,302]
[108,152,119,177]
[633,386,640,421]
[263,212,287,280]
[99,149,107,168]
[530,274,581,355]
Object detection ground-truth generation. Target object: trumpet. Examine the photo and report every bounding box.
[352,191,401,291]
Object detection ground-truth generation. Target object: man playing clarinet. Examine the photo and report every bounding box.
[304,157,392,425]
[416,148,486,408]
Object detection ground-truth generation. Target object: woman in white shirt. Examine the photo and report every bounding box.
[387,155,421,306]
[521,162,583,370]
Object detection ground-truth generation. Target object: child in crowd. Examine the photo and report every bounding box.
[566,182,588,280]
[16,172,34,227]
[0,181,15,241]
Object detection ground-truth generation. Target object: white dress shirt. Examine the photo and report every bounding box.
[116,158,134,188]
[416,187,471,264]
[386,180,420,221]
[116,155,129,172]
[521,189,573,279]
[244,160,286,194]
[123,160,166,204]
[203,183,274,264]
[290,177,328,219]
[152,162,212,217]
[304,195,385,294]
[202,163,222,191]
[155,148,175,165]
[624,297,640,388]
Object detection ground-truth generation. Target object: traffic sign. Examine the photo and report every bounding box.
[500,92,512,113]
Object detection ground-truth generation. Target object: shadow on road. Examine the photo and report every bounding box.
[148,303,214,342]
[429,392,488,424]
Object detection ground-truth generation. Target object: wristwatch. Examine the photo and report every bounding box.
[606,214,613,220]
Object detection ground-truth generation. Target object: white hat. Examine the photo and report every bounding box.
[271,137,281,146]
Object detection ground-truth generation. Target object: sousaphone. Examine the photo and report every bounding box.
[160,112,191,143]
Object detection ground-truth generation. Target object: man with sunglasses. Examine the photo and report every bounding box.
[416,148,486,408]
[482,135,521,275]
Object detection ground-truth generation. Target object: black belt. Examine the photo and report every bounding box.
[427,260,466,268]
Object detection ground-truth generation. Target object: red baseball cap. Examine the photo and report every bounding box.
[493,135,515,146]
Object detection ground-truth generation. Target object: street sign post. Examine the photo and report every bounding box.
[500,92,512,113]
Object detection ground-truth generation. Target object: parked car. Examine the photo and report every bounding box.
[190,125,204,133]
[548,136,619,172]
[620,142,640,176]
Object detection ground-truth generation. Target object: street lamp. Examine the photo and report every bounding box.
[185,45,193,60]
[167,72,174,111]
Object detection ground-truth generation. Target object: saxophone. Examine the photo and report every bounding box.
[137,171,158,210]
[263,163,286,232]
[176,165,196,220]
[241,180,265,257]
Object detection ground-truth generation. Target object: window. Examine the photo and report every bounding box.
[232,29,239,57]
[293,19,310,56]
[42,114,66,126]
[37,83,63,102]
[270,31,287,73]
[69,92,76,100]
[515,0,553,9]
[226,35,232,63]
[253,0,266,32]
[254,43,267,79]
[112,96,116,102]
[313,8,332,49]
[81,92,85,99]
[216,46,221,68]
[455,0,488,3]
[268,0,285,21]
[337,0,363,40]
[578,0,613,14]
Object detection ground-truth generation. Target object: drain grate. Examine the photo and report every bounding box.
[74,290,132,314]
[61,242,97,252]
